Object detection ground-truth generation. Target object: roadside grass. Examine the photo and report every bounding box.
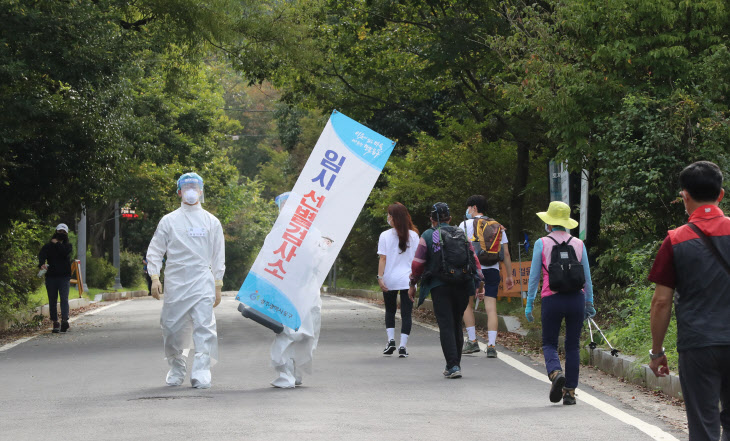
[28,281,149,307]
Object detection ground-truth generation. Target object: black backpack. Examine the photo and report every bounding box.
[544,236,585,292]
[430,225,477,283]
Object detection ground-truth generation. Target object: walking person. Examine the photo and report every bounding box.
[377,202,419,358]
[648,161,730,441]
[143,257,152,296]
[525,201,595,405]
[147,172,225,389]
[269,192,322,388]
[37,223,73,333]
[409,202,484,378]
[458,195,514,358]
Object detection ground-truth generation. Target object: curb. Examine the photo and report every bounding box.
[326,288,525,335]
[327,287,683,401]
[588,347,682,400]
[0,290,149,331]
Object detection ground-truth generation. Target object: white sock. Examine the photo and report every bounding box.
[466,326,476,341]
[400,333,408,348]
[386,328,395,341]
[488,331,497,346]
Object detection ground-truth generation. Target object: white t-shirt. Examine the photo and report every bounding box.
[458,218,508,270]
[377,229,420,290]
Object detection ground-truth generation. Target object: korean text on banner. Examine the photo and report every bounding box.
[235,110,396,330]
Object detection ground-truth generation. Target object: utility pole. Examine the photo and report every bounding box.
[78,205,89,292]
[112,200,122,289]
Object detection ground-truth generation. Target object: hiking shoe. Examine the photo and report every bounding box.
[462,339,480,354]
[60,320,70,333]
[486,345,498,358]
[443,367,450,377]
[52,322,60,334]
[398,347,408,358]
[563,388,576,405]
[549,370,566,403]
[445,366,462,379]
[383,339,396,355]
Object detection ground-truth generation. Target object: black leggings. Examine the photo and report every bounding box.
[431,284,470,369]
[383,289,413,335]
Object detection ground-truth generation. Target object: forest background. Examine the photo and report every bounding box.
[2,0,730,367]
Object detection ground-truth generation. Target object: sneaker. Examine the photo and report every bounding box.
[398,347,408,358]
[462,339,480,354]
[563,388,576,405]
[486,345,498,358]
[383,339,396,355]
[51,322,60,333]
[443,367,450,377]
[60,320,70,333]
[445,366,462,379]
[549,370,566,403]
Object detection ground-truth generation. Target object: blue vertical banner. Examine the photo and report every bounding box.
[236,111,396,330]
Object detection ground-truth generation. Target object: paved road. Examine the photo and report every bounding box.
[1,294,685,441]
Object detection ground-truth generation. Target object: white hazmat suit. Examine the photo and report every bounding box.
[269,192,324,388]
[147,199,225,388]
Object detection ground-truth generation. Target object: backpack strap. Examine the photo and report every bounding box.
[541,235,560,273]
[687,222,730,276]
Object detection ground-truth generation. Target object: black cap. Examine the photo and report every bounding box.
[431,202,450,220]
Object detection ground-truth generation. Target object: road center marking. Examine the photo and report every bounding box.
[333,295,680,441]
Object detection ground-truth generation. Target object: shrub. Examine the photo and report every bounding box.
[120,250,143,288]
[86,253,116,289]
[0,220,45,319]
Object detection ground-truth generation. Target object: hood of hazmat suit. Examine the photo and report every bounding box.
[147,200,225,387]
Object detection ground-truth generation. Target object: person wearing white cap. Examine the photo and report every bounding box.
[146,172,226,389]
[524,201,595,405]
[38,223,73,333]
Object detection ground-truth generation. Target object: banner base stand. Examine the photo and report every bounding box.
[238,303,285,334]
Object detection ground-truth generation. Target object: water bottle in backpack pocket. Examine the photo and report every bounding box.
[544,236,585,292]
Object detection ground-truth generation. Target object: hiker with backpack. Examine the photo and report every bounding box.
[524,201,595,405]
[458,195,514,358]
[408,202,485,378]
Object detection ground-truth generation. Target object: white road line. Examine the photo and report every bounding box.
[332,295,680,441]
[0,336,36,353]
[0,301,125,353]
[82,301,122,317]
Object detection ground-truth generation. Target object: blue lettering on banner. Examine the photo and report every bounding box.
[235,271,301,330]
[329,110,395,172]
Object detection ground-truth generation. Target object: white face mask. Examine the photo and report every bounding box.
[544,224,551,233]
[183,189,200,205]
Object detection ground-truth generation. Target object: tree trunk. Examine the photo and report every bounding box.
[508,141,531,253]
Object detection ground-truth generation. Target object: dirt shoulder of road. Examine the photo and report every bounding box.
[0,301,112,347]
[346,294,689,436]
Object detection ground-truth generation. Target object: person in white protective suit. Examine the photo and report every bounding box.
[146,172,225,389]
[270,192,323,388]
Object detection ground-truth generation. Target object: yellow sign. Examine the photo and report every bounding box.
[497,261,532,300]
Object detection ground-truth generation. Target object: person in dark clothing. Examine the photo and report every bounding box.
[143,257,152,296]
[408,202,484,378]
[649,161,730,441]
[38,223,73,333]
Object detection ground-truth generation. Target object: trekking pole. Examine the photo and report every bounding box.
[589,317,619,357]
[587,317,597,350]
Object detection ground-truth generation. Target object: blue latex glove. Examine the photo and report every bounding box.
[584,302,596,320]
[525,302,534,323]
